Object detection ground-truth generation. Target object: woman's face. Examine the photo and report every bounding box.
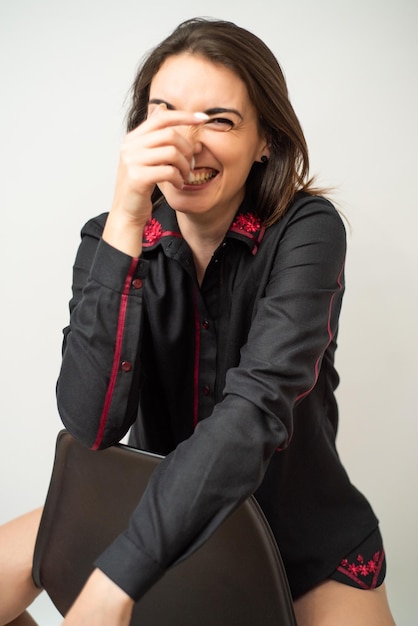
[148,53,268,224]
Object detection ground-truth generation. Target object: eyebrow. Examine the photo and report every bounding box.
[148,99,243,120]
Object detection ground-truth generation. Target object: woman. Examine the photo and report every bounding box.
[0,17,396,626]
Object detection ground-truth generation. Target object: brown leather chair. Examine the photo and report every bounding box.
[33,430,297,625]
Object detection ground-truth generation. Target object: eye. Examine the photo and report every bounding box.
[204,117,234,132]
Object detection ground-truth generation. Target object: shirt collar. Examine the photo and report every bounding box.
[142,198,265,257]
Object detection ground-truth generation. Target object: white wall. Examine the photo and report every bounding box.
[1,1,416,624]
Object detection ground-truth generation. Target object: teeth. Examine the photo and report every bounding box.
[187,170,217,185]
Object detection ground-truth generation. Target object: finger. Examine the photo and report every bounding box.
[142,144,193,182]
[127,125,194,155]
[141,105,209,133]
[121,130,194,183]
[128,163,186,192]
[154,164,188,190]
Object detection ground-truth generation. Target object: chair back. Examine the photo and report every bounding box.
[33,430,297,625]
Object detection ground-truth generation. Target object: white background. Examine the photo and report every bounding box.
[1,1,417,624]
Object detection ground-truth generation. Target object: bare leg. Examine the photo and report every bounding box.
[6,614,38,626]
[293,580,396,626]
[0,508,43,626]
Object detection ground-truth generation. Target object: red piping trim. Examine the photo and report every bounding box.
[142,230,182,248]
[192,287,200,428]
[372,549,385,587]
[327,261,344,340]
[228,225,266,255]
[252,225,266,255]
[295,258,345,403]
[92,257,139,450]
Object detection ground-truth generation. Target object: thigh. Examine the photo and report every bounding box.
[293,580,396,626]
[0,508,43,624]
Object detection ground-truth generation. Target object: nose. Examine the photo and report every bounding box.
[192,139,203,156]
[186,125,203,156]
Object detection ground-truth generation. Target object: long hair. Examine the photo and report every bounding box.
[127,17,321,225]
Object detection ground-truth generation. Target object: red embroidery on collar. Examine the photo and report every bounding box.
[142,217,182,247]
[143,218,163,244]
[229,212,265,255]
[143,212,264,251]
[231,213,261,233]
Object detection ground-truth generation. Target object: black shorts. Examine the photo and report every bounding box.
[329,527,386,590]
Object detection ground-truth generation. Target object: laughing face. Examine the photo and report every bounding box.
[148,53,269,226]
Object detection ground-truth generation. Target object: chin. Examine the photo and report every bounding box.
[162,192,212,214]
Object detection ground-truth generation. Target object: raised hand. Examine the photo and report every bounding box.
[103,104,208,257]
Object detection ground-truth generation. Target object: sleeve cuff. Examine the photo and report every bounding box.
[90,239,148,294]
[94,532,164,602]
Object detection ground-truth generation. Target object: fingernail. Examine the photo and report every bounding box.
[193,112,209,121]
[150,102,166,116]
[190,157,195,170]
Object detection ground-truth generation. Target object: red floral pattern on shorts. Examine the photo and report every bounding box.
[335,550,385,589]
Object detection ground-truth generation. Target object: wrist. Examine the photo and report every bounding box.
[88,568,135,611]
[63,569,134,624]
[103,210,147,257]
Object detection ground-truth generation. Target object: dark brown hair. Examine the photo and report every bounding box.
[127,17,320,225]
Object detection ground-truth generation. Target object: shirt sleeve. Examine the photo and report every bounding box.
[223,197,346,445]
[82,200,346,601]
[56,214,149,449]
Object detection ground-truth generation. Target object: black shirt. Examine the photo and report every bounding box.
[57,192,378,600]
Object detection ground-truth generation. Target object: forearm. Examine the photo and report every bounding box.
[95,396,286,600]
